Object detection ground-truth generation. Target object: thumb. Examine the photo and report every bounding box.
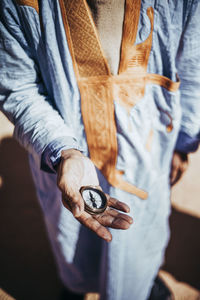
[62,189,85,217]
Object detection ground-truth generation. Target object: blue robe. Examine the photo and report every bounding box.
[0,1,200,299]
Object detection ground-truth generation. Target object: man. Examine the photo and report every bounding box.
[0,0,199,299]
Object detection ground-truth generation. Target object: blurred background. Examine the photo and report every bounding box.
[0,111,200,300]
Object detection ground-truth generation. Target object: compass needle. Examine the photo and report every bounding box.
[80,186,108,215]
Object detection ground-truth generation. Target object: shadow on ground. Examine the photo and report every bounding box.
[0,137,199,299]
[0,138,63,300]
[163,208,200,290]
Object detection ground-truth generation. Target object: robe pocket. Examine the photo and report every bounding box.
[152,83,181,134]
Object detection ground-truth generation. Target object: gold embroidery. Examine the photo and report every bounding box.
[59,0,180,199]
[146,73,180,92]
[79,77,148,200]
[15,0,39,14]
[119,0,143,74]
[62,0,110,77]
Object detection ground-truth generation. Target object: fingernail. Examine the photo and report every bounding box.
[73,205,81,217]
[124,205,130,213]
[104,235,112,242]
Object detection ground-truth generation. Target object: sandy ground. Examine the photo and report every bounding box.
[0,112,200,300]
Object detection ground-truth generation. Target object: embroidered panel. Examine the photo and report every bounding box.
[61,0,110,77]
[79,77,148,199]
[58,0,180,198]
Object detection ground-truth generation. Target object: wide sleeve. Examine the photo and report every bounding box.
[0,2,82,171]
[175,0,200,153]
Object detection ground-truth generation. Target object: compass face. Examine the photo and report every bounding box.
[80,187,107,215]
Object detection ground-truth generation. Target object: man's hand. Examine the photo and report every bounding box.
[170,151,188,186]
[57,149,133,242]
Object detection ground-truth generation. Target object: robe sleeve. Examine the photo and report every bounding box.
[175,0,200,153]
[0,2,82,172]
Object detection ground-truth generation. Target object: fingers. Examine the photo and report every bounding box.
[62,189,84,217]
[62,192,133,242]
[170,151,188,186]
[170,162,179,186]
[107,194,130,213]
[94,208,133,230]
[180,160,188,173]
[108,208,133,225]
[62,190,112,241]
[77,207,133,242]
[170,168,182,186]
[77,211,112,242]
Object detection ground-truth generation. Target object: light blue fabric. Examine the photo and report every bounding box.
[0,1,200,299]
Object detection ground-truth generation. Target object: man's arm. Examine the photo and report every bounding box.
[170,0,200,186]
[0,1,81,170]
[0,1,133,241]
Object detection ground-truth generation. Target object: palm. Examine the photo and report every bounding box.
[57,149,133,242]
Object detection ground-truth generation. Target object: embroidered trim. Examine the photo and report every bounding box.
[79,78,148,200]
[15,0,39,14]
[60,0,110,77]
[59,0,180,199]
[119,0,142,73]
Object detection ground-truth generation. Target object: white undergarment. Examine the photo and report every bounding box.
[87,0,125,75]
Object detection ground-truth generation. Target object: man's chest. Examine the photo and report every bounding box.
[86,0,125,75]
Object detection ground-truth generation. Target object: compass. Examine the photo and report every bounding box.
[80,186,108,215]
